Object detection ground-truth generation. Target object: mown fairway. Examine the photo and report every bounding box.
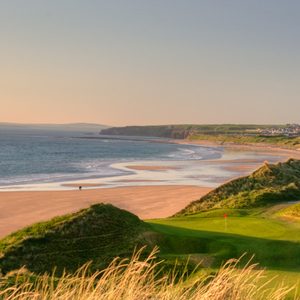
[147,208,300,292]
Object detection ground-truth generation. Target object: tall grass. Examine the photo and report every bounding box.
[0,248,296,300]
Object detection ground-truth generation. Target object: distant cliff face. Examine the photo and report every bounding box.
[100,125,192,139]
[100,124,285,140]
[177,159,300,215]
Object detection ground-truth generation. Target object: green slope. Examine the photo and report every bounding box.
[149,209,300,268]
[0,204,149,275]
[177,159,300,216]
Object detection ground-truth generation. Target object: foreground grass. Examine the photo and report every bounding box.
[0,248,295,300]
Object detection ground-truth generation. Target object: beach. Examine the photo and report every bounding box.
[0,185,211,238]
[0,139,300,238]
[180,139,300,159]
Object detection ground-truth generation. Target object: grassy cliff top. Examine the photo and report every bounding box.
[0,204,149,275]
[177,159,300,216]
[100,124,283,139]
[100,125,300,148]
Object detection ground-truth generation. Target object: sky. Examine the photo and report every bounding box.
[0,1,299,126]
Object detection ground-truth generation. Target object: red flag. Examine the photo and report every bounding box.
[223,213,228,219]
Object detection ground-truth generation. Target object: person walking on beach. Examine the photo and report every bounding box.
[79,186,82,191]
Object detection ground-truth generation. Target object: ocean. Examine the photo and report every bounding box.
[0,129,223,188]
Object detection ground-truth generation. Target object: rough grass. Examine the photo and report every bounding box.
[177,159,300,215]
[276,202,300,221]
[0,248,295,300]
[0,204,149,275]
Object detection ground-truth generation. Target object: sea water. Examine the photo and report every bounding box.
[0,129,223,187]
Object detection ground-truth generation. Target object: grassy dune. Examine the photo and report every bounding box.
[0,204,148,275]
[178,159,300,215]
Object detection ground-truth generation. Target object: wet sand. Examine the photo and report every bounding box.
[223,164,262,172]
[62,183,105,188]
[115,179,163,182]
[126,165,179,171]
[0,185,211,238]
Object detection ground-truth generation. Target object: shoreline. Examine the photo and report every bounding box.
[176,138,300,159]
[0,139,295,192]
[0,139,296,193]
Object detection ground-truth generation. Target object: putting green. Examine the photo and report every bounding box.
[147,208,300,295]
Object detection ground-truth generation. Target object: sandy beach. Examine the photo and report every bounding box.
[179,139,300,159]
[0,185,211,238]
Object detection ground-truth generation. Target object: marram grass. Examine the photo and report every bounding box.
[0,248,296,300]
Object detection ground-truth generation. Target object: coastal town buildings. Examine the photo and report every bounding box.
[256,124,300,137]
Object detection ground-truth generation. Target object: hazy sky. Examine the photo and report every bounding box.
[1,1,299,125]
